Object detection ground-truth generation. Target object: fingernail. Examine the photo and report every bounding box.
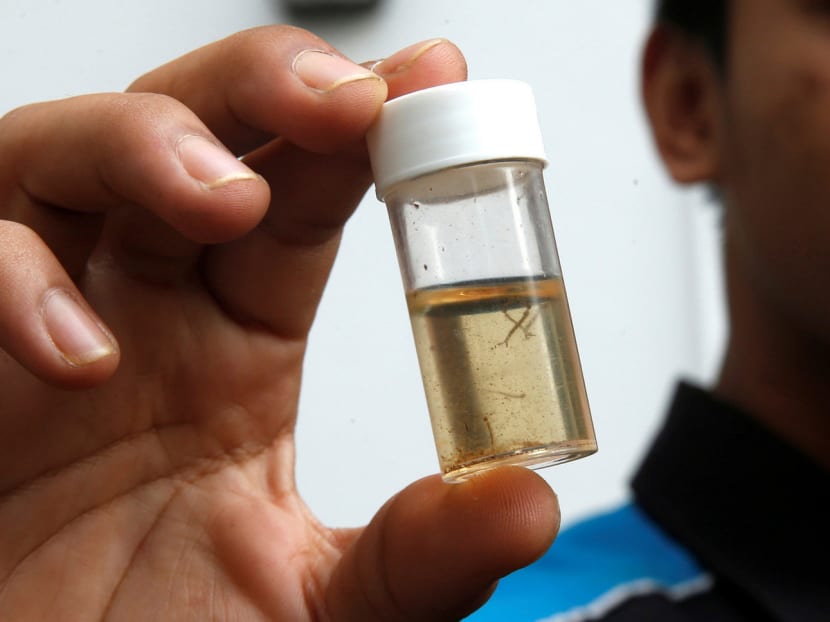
[176,135,259,190]
[42,289,117,366]
[293,49,381,92]
[360,58,385,72]
[372,39,446,75]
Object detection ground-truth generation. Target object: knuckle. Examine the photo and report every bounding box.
[0,101,52,168]
[88,93,204,166]
[0,219,43,260]
[0,103,36,137]
[98,92,187,136]
[225,24,332,72]
[230,24,318,51]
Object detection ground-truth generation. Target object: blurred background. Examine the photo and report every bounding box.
[0,0,726,528]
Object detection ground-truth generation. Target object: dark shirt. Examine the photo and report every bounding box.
[467,383,830,621]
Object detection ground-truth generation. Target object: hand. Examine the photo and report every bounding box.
[0,27,559,621]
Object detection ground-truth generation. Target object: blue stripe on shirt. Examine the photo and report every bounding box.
[465,503,708,621]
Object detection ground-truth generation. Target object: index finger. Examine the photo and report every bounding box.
[128,25,388,155]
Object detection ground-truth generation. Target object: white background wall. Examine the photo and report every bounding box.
[0,0,726,528]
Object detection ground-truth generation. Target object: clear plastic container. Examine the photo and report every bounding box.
[367,80,596,482]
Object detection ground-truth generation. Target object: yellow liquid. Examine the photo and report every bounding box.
[407,277,596,481]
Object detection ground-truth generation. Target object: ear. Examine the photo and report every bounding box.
[641,26,722,184]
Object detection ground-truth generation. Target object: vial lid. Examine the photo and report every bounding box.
[366,79,548,198]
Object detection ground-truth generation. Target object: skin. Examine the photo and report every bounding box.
[0,27,559,621]
[643,0,830,469]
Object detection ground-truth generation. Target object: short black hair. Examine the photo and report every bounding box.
[655,0,730,70]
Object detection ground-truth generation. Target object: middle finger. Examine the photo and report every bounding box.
[127,25,386,156]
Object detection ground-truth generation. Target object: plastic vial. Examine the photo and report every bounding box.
[366,80,596,482]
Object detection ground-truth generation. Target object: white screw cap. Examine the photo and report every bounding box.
[366,79,548,198]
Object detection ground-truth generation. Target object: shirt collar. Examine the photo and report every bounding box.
[632,382,830,622]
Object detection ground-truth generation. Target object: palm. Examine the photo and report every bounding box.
[0,253,340,619]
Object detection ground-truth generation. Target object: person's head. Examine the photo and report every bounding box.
[642,0,830,441]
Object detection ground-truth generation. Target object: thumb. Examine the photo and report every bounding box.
[325,467,560,621]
